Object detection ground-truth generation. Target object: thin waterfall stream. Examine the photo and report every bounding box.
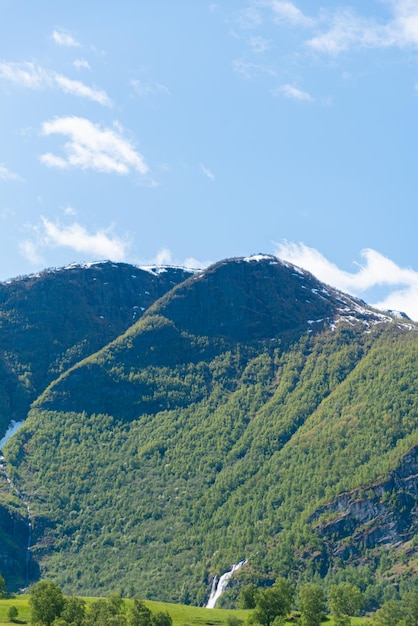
[206,560,247,608]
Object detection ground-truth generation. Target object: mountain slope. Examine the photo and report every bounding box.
[0,261,193,436]
[0,261,193,587]
[2,255,418,602]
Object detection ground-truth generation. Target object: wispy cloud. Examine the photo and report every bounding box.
[306,9,387,55]
[237,1,418,57]
[274,83,313,101]
[0,61,111,106]
[20,217,129,264]
[19,239,45,265]
[237,6,263,29]
[249,35,271,54]
[199,163,215,181]
[306,2,418,55]
[130,79,171,97]
[40,116,149,175]
[52,28,80,47]
[140,248,211,270]
[232,58,276,78]
[0,163,22,182]
[267,1,314,27]
[73,59,92,71]
[54,73,111,106]
[275,241,418,320]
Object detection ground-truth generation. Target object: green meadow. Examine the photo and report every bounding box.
[0,596,371,625]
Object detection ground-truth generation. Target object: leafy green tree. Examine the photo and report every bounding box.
[0,573,6,597]
[7,606,18,622]
[151,612,172,626]
[371,599,405,625]
[60,596,86,626]
[251,578,294,626]
[129,599,152,626]
[84,597,127,626]
[226,616,244,626]
[329,583,364,626]
[299,583,325,626]
[240,584,258,609]
[402,591,418,626]
[30,581,66,626]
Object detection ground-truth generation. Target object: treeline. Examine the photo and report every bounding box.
[28,581,173,626]
[5,574,418,626]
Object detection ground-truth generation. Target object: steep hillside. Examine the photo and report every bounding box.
[0,261,193,437]
[2,255,418,603]
[0,261,192,587]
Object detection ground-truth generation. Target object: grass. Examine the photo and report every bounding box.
[0,596,371,625]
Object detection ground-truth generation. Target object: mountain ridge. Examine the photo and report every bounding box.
[0,255,417,604]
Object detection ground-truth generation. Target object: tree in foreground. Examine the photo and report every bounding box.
[251,577,294,626]
[7,606,18,623]
[299,583,325,626]
[129,598,152,626]
[60,596,86,626]
[239,583,258,609]
[329,582,364,626]
[0,573,6,597]
[29,581,65,626]
[371,599,405,625]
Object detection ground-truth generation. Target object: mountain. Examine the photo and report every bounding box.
[0,261,193,435]
[0,261,193,588]
[1,255,418,604]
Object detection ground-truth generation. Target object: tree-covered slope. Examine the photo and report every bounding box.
[0,261,193,587]
[0,262,193,437]
[2,256,418,602]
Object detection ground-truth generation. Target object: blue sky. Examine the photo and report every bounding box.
[2,1,418,318]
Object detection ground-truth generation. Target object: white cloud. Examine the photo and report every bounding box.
[232,58,276,78]
[63,206,77,216]
[243,1,418,56]
[73,59,91,71]
[20,217,129,264]
[0,163,22,181]
[40,116,149,175]
[52,29,80,47]
[41,218,128,260]
[267,1,314,27]
[54,73,111,106]
[19,239,45,265]
[0,61,111,106]
[306,9,387,54]
[305,2,418,55]
[199,163,215,181]
[130,79,171,97]
[275,241,418,320]
[0,61,49,88]
[140,248,211,270]
[274,83,313,101]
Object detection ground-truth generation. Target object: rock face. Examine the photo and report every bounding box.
[309,445,418,560]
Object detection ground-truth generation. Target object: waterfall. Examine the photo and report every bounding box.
[206,560,246,608]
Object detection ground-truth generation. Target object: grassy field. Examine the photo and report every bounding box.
[0,596,371,625]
